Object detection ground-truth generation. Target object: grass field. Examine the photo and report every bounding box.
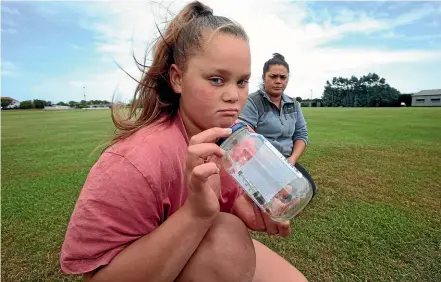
[2,108,441,281]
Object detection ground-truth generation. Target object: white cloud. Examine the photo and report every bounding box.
[378,30,402,39]
[391,4,436,27]
[68,66,141,103]
[408,34,441,41]
[428,20,439,28]
[71,44,85,50]
[2,17,17,27]
[1,61,19,77]
[35,5,59,16]
[334,8,364,24]
[2,5,20,34]
[2,6,20,15]
[1,28,18,34]
[29,66,140,104]
[69,0,441,100]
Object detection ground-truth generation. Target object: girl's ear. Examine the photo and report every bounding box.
[170,64,183,95]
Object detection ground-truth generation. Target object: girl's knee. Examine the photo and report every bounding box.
[177,213,256,282]
[253,239,307,282]
[205,213,256,274]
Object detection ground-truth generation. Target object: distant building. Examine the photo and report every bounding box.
[412,89,441,107]
[88,103,112,108]
[1,96,20,109]
[44,105,72,110]
[300,99,323,107]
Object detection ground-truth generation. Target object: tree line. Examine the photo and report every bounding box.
[3,72,415,110]
[318,73,412,107]
[1,99,111,110]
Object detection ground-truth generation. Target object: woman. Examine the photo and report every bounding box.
[239,53,317,195]
[60,2,307,282]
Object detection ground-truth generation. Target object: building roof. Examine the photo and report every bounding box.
[412,89,441,96]
[1,96,19,101]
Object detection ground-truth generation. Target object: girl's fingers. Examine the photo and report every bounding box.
[189,162,220,192]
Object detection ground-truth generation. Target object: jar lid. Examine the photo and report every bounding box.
[216,122,247,146]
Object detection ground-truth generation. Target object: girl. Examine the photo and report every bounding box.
[60,2,307,281]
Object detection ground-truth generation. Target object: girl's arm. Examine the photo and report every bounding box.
[84,202,214,282]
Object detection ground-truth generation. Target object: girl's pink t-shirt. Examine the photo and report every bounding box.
[60,113,243,274]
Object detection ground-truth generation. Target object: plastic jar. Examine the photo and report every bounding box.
[217,122,313,222]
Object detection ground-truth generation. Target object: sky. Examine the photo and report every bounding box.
[1,0,441,103]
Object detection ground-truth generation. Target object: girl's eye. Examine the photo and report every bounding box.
[238,80,249,88]
[210,77,224,85]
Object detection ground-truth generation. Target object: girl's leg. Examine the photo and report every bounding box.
[252,239,308,282]
[176,213,256,282]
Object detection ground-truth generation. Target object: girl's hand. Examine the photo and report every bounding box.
[232,194,292,237]
[184,127,232,220]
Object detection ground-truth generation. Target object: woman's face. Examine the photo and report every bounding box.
[170,32,251,134]
[263,64,289,97]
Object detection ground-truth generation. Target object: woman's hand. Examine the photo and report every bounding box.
[184,127,232,220]
[287,156,297,166]
[288,140,307,166]
[232,194,292,237]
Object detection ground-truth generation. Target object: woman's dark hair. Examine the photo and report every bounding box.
[109,1,248,147]
[262,53,289,76]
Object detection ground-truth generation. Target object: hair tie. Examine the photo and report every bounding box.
[194,5,213,18]
[198,10,212,17]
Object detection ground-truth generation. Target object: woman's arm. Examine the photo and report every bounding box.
[288,140,306,165]
[289,104,308,164]
[84,203,214,282]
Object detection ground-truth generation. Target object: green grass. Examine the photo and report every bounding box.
[2,108,441,281]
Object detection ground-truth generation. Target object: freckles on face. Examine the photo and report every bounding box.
[182,81,217,110]
[179,32,251,129]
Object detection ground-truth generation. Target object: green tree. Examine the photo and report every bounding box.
[33,99,47,109]
[1,98,12,108]
[79,100,88,108]
[68,101,78,108]
[19,100,33,109]
[322,73,400,107]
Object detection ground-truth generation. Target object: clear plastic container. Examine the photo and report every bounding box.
[217,122,313,222]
